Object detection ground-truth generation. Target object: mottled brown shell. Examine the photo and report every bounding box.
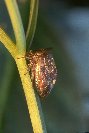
[25,49,57,98]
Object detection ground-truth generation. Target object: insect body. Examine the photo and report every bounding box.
[26,48,57,98]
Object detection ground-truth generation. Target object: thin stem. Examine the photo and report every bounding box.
[5,0,26,53]
[0,27,45,133]
[26,0,39,49]
[15,57,44,133]
[1,0,46,132]
[0,28,16,58]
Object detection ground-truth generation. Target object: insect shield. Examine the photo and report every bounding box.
[25,48,57,98]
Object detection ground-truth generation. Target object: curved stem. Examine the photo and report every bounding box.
[5,0,26,53]
[15,57,44,133]
[0,27,45,133]
[0,28,16,58]
[26,0,39,49]
[0,0,47,132]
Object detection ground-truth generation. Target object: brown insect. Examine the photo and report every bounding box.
[25,48,57,98]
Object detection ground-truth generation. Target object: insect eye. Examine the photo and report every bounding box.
[25,48,57,98]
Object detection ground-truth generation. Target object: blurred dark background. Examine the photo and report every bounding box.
[0,0,89,133]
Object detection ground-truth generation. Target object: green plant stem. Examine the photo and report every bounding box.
[5,0,26,53]
[0,28,16,58]
[0,26,45,133]
[1,0,46,132]
[15,57,44,133]
[26,0,39,49]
